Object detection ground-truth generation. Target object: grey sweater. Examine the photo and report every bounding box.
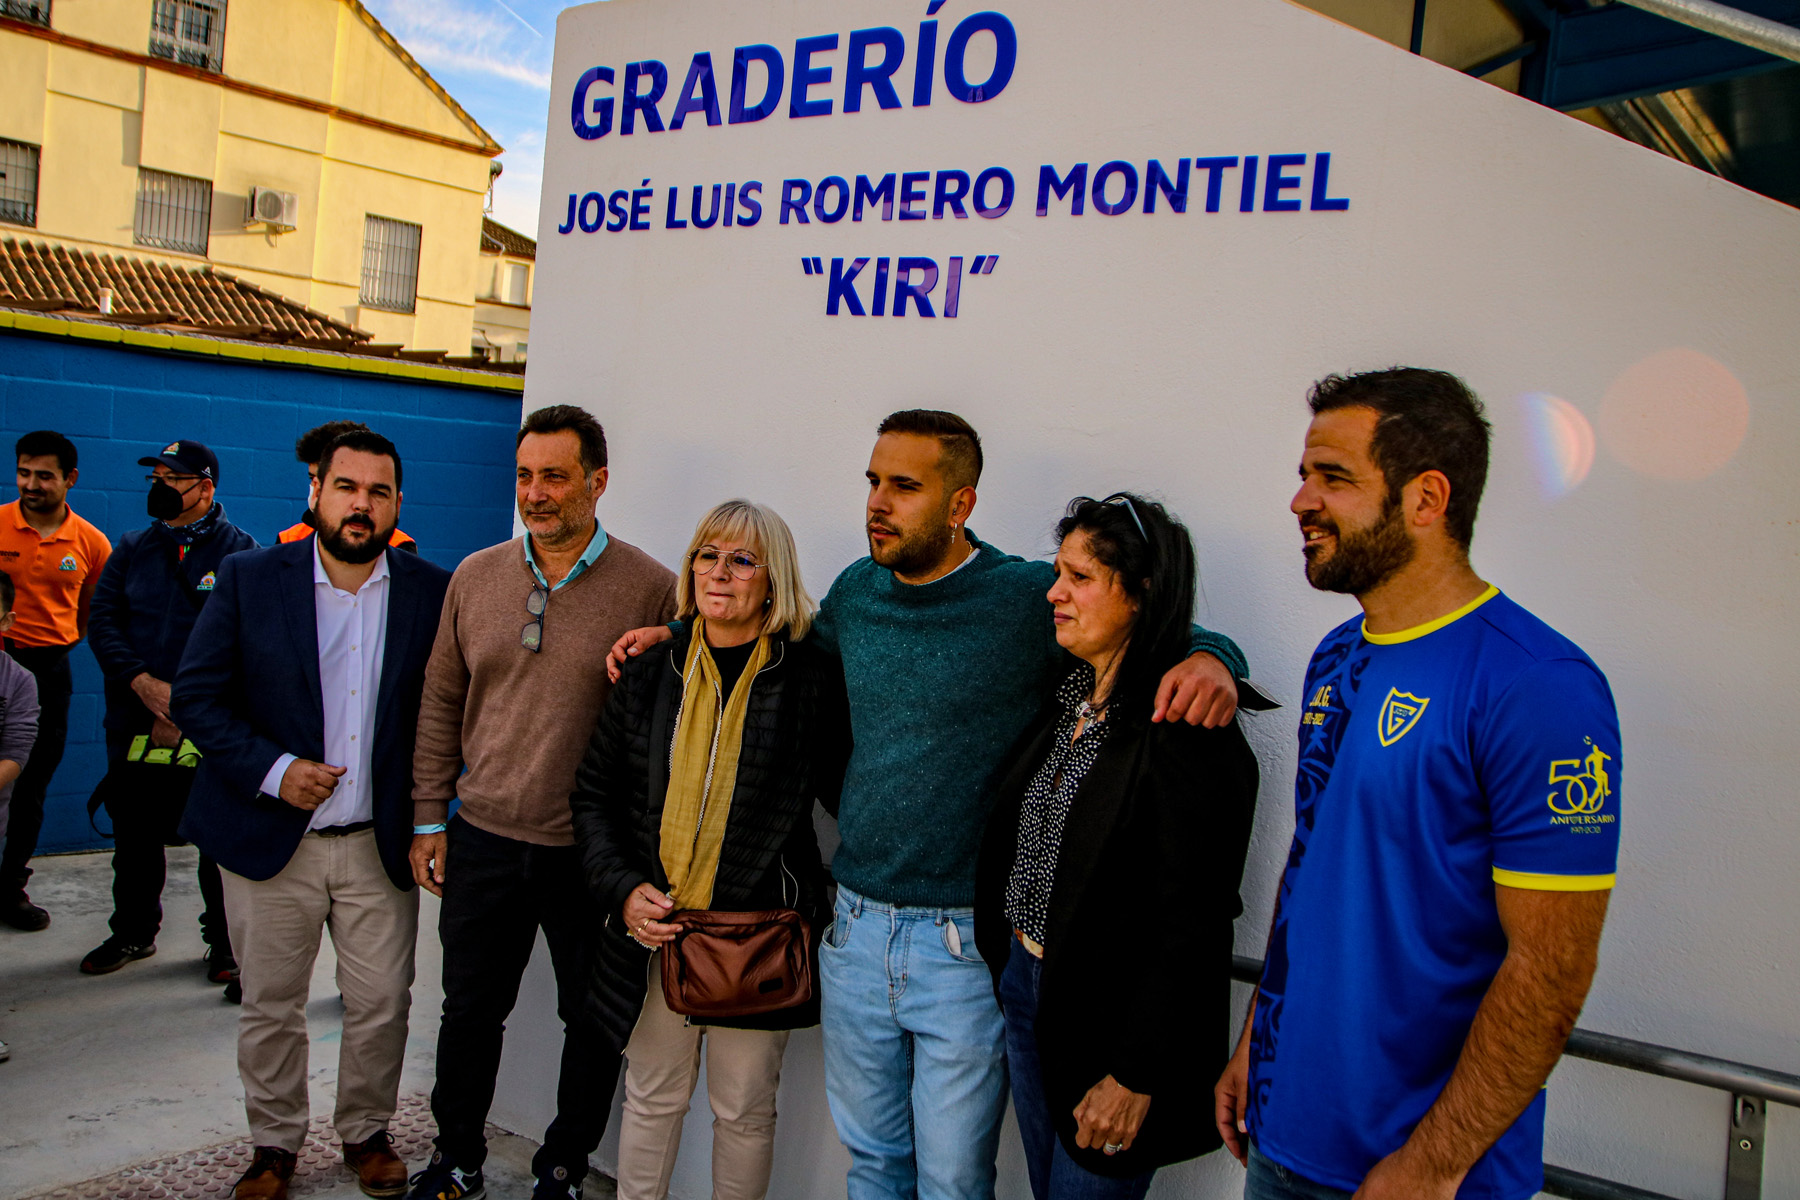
[0,651,40,838]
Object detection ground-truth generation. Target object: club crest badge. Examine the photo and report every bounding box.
[1377,688,1429,746]
[58,554,78,571]
[163,442,181,455]
[197,571,217,591]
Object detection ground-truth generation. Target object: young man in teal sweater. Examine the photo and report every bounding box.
[612,410,1245,1200]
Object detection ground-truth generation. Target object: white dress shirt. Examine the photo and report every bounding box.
[258,540,392,831]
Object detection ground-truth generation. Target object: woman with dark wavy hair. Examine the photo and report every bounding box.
[975,492,1260,1200]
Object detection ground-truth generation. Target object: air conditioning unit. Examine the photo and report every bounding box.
[246,186,299,231]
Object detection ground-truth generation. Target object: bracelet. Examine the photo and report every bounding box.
[413,822,448,836]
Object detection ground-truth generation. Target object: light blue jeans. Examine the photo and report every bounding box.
[820,884,1009,1200]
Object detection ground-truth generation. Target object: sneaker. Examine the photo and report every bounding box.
[531,1164,584,1199]
[233,1145,297,1200]
[343,1130,408,1197]
[80,938,157,975]
[0,890,48,931]
[0,1038,10,1061]
[205,946,239,984]
[405,1152,484,1200]
[223,977,243,1004]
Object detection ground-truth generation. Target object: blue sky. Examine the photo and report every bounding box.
[361,0,577,241]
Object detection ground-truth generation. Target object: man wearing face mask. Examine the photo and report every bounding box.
[82,440,256,983]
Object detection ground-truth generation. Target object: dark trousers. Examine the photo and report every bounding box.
[102,731,231,950]
[430,815,618,1176]
[1,644,72,888]
[1000,939,1156,1200]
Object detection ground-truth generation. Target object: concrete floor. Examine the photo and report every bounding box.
[0,848,613,1200]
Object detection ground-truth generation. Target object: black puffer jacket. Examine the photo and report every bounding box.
[572,626,850,1046]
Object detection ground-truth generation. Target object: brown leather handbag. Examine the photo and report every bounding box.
[659,908,814,1018]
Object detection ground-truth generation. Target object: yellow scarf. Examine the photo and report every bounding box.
[659,623,772,909]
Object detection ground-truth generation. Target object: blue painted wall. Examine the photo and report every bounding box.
[0,331,521,855]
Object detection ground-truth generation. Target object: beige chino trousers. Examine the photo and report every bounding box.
[615,951,791,1200]
[220,829,418,1151]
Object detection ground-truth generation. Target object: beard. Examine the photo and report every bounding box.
[1303,496,1415,595]
[868,510,957,577]
[318,511,391,565]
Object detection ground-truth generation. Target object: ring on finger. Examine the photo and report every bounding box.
[1103,1142,1123,1155]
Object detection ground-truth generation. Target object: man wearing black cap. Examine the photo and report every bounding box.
[81,440,257,983]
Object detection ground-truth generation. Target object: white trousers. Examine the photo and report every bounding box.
[615,952,792,1200]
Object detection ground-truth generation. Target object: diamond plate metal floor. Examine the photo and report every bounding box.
[16,1093,439,1200]
[13,1094,613,1200]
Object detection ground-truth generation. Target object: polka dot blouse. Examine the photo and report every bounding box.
[1004,663,1114,947]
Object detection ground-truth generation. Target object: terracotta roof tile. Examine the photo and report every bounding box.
[480,218,535,260]
[0,238,371,342]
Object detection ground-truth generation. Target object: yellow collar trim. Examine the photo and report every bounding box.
[1362,585,1500,645]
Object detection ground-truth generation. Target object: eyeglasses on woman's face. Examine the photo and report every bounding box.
[691,545,765,580]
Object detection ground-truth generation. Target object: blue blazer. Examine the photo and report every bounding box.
[172,539,451,888]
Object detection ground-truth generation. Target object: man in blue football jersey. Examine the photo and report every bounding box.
[1214,368,1620,1200]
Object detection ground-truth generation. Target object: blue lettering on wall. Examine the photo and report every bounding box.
[781,179,813,224]
[1037,163,1087,216]
[693,184,724,228]
[828,257,871,314]
[815,176,851,223]
[730,45,785,124]
[1091,160,1138,216]
[942,13,1017,103]
[571,66,615,139]
[1263,153,1305,212]
[855,174,896,222]
[566,8,1016,142]
[933,170,971,219]
[621,61,668,134]
[579,192,604,232]
[845,28,905,113]
[973,167,1013,218]
[670,54,722,129]
[810,252,998,317]
[1193,157,1238,213]
[1310,152,1350,211]
[1144,159,1189,214]
[898,171,929,220]
[913,19,938,107]
[790,34,839,118]
[738,181,764,225]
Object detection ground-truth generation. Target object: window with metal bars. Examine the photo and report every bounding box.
[134,169,212,255]
[0,141,40,228]
[0,0,52,27]
[362,215,422,313]
[149,0,226,72]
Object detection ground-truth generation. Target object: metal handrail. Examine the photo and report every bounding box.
[1228,955,1800,1199]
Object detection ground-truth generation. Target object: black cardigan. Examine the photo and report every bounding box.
[974,699,1259,1176]
[571,626,850,1044]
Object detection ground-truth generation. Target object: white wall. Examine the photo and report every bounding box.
[496,1,1800,1196]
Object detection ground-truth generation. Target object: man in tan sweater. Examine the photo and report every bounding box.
[407,406,677,1200]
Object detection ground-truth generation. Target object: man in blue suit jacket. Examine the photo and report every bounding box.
[174,429,450,1200]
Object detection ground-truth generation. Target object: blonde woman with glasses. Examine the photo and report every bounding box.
[571,499,849,1200]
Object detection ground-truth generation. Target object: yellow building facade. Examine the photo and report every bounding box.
[0,0,500,352]
[473,217,531,365]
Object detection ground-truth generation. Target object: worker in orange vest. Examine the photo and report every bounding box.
[277,421,419,555]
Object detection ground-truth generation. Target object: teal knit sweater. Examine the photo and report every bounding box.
[811,532,1248,907]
